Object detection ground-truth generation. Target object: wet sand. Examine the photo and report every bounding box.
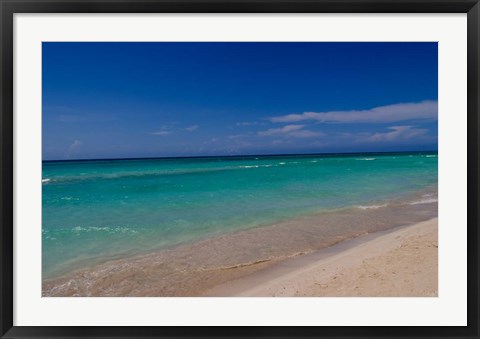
[204,218,437,297]
[42,191,437,297]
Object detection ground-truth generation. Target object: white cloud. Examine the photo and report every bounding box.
[69,140,82,151]
[67,140,83,157]
[258,124,322,138]
[288,130,322,138]
[258,124,304,136]
[269,100,437,124]
[203,138,219,145]
[366,125,429,142]
[236,121,265,126]
[151,131,171,136]
[185,125,198,132]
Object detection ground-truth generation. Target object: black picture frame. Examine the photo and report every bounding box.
[1,0,479,338]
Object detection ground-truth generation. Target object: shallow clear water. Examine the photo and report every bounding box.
[42,152,437,278]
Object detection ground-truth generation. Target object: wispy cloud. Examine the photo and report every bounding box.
[67,140,83,158]
[152,124,198,135]
[202,137,219,145]
[69,140,82,151]
[272,139,293,145]
[288,130,323,138]
[184,125,198,132]
[258,124,322,138]
[236,121,265,127]
[258,124,304,136]
[269,100,437,124]
[151,130,171,136]
[366,125,429,142]
[228,134,245,140]
[151,124,173,136]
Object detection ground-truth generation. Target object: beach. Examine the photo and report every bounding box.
[204,218,437,297]
[42,194,437,297]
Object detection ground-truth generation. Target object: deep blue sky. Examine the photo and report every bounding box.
[42,42,437,160]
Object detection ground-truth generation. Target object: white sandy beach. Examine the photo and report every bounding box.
[204,218,438,297]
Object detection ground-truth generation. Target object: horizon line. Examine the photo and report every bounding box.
[42,149,438,163]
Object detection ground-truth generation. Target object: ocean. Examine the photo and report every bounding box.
[42,152,438,280]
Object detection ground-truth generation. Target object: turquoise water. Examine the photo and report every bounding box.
[42,152,437,279]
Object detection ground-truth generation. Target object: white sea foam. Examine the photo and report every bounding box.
[42,178,51,183]
[71,226,138,234]
[425,155,437,158]
[279,162,286,165]
[355,203,388,210]
[355,158,375,161]
[409,198,438,205]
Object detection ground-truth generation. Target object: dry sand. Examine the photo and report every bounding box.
[204,218,438,297]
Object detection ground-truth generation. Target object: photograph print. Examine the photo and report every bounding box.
[41,42,438,297]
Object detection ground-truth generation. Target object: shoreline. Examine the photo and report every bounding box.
[42,193,437,297]
[203,218,438,297]
[43,185,438,281]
